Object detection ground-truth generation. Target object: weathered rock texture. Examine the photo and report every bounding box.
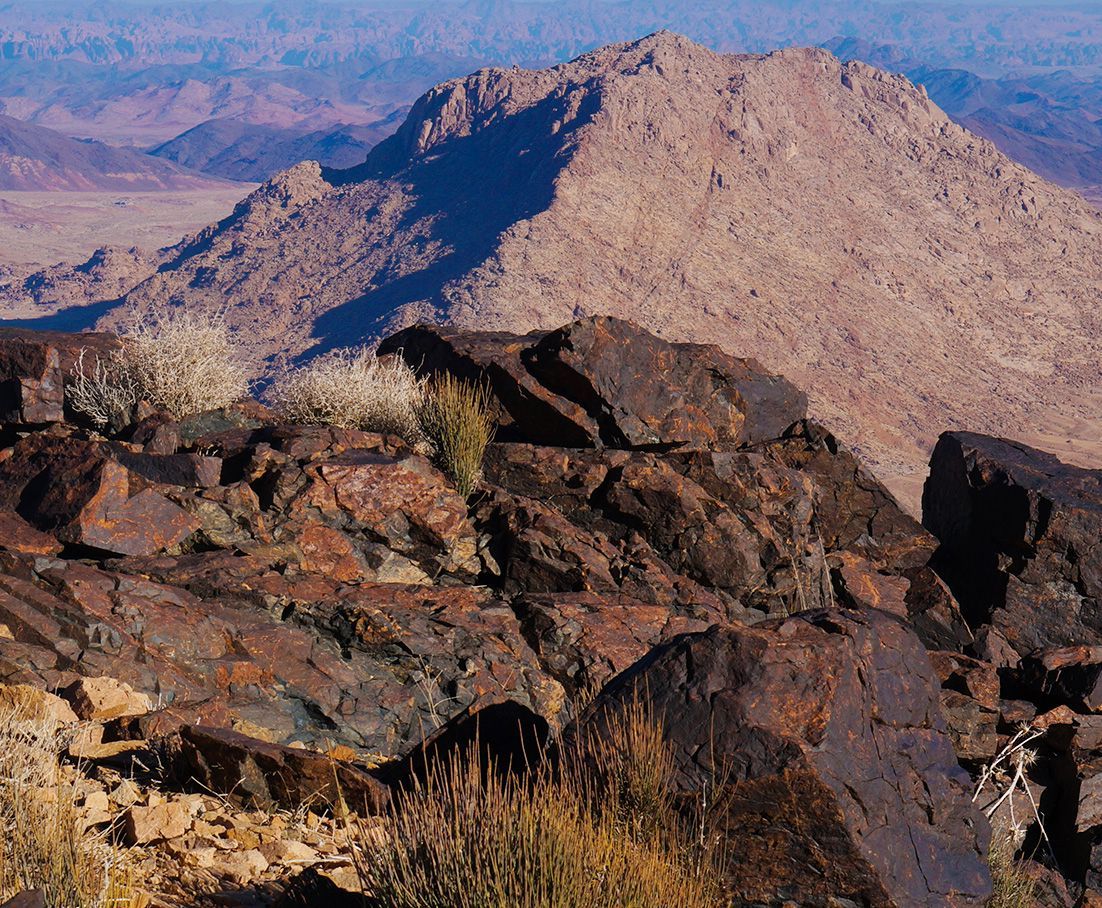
[21,319,1102,903]
[6,33,1102,502]
[576,609,992,906]
[923,431,1102,657]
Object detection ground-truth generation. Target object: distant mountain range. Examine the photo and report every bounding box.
[5,34,1100,505]
[0,113,226,190]
[147,113,406,183]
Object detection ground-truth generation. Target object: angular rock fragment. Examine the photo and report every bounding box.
[924,432,1102,657]
[172,725,389,813]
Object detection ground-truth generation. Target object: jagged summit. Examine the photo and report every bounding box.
[4,32,1102,502]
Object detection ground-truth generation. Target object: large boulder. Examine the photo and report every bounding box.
[379,316,807,449]
[0,434,200,556]
[923,432,1102,657]
[576,608,992,906]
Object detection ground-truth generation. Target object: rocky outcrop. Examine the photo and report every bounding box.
[922,431,1102,891]
[12,318,1088,904]
[575,608,992,906]
[0,329,121,429]
[379,317,807,450]
[923,431,1102,657]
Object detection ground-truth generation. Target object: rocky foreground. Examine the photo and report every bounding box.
[1,317,1102,905]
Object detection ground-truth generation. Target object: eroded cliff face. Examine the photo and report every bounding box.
[5,31,1102,503]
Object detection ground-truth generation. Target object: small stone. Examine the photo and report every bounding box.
[110,779,143,808]
[218,848,269,885]
[82,790,110,815]
[0,684,78,724]
[260,839,320,866]
[62,677,152,721]
[185,846,218,870]
[126,800,192,844]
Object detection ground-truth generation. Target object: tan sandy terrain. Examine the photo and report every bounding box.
[3,33,1101,512]
[0,187,253,271]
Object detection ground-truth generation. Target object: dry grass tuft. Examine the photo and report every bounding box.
[416,374,496,498]
[354,700,723,908]
[70,309,249,426]
[0,709,139,908]
[271,348,425,441]
[987,833,1038,908]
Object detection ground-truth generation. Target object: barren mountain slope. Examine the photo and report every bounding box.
[148,115,404,182]
[8,32,1102,500]
[0,113,229,191]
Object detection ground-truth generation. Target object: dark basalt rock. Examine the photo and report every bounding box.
[0,329,122,429]
[923,432,1102,657]
[379,316,807,450]
[575,608,993,906]
[0,433,200,556]
[0,335,63,427]
[0,321,1021,894]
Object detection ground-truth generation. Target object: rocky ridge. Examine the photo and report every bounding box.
[5,316,1102,904]
[6,33,1101,506]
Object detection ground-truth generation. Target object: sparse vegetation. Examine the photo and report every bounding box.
[354,699,724,908]
[69,309,249,427]
[0,709,138,908]
[416,374,496,497]
[270,347,425,441]
[973,726,1045,908]
[69,348,139,431]
[987,833,1038,908]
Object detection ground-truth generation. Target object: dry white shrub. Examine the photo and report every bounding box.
[68,348,138,430]
[122,310,249,418]
[70,309,250,426]
[271,347,425,441]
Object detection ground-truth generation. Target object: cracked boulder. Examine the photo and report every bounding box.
[379,316,807,450]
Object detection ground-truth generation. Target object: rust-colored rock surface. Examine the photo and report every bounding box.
[0,318,1047,900]
[380,317,807,450]
[576,609,993,906]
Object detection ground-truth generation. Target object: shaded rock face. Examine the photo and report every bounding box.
[576,609,992,907]
[0,329,121,430]
[921,432,1102,888]
[923,431,1102,657]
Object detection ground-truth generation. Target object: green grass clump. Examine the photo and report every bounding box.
[416,374,496,498]
[987,834,1038,908]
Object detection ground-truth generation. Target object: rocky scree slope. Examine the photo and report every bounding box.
[6,32,1102,504]
[0,315,1017,905]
